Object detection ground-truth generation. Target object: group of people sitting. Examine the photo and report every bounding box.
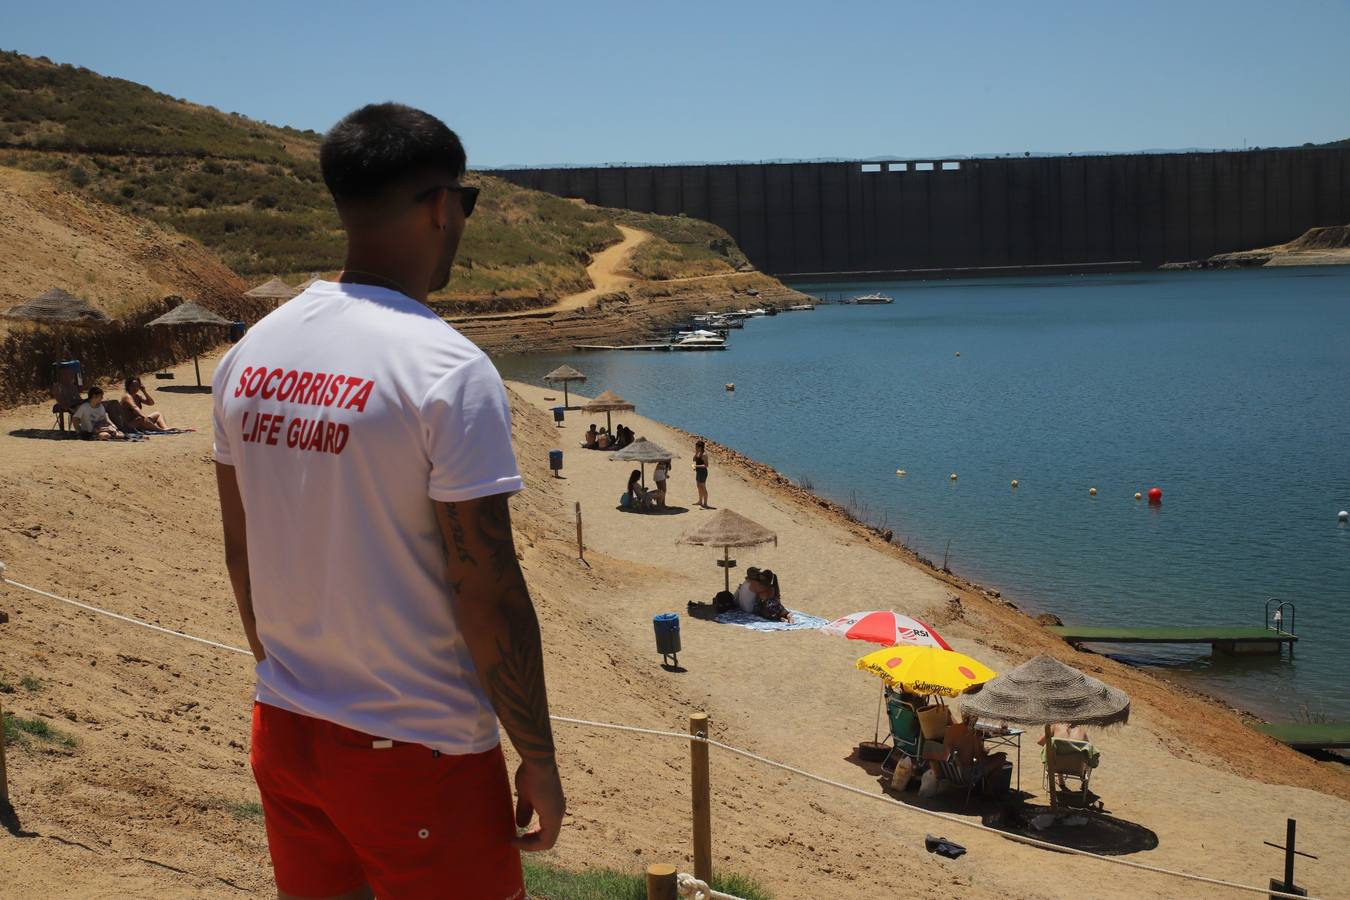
[584,423,634,450]
[620,463,671,512]
[727,567,790,621]
[54,375,171,440]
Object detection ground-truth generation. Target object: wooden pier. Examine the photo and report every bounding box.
[1044,625,1298,655]
[1255,723,1350,750]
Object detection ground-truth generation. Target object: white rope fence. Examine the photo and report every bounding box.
[0,564,1323,900]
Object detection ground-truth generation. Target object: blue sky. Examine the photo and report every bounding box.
[5,0,1347,167]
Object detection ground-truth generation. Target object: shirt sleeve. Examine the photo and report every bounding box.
[212,383,233,465]
[421,354,524,503]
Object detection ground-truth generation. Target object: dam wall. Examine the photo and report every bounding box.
[492,148,1350,277]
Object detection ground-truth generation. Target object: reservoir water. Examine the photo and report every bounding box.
[496,266,1350,722]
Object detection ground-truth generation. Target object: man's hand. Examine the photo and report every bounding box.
[513,758,565,851]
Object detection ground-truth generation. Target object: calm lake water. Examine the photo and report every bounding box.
[496,267,1350,722]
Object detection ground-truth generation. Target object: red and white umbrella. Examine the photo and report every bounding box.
[821,611,952,649]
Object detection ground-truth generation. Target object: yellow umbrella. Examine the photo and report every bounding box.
[856,645,996,698]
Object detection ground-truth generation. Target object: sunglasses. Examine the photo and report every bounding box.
[414,184,479,218]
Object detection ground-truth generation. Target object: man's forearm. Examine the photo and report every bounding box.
[226,555,265,662]
[440,498,555,764]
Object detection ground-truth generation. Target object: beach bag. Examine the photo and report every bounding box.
[918,767,942,799]
[917,704,951,741]
[713,590,736,613]
[890,756,917,791]
[755,596,789,621]
[619,493,632,510]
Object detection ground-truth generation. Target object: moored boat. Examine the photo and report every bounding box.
[853,292,893,304]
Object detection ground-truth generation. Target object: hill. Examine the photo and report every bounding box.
[0,49,762,307]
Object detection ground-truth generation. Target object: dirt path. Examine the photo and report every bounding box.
[464,225,652,322]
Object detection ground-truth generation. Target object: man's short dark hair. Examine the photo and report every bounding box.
[320,103,466,206]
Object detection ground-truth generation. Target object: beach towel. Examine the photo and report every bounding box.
[713,609,828,632]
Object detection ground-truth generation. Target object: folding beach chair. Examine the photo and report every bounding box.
[881,691,924,774]
[1044,738,1100,808]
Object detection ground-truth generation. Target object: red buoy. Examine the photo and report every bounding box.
[1148,487,1163,503]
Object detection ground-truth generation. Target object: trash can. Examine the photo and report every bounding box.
[653,613,681,667]
[548,449,563,478]
[552,405,565,426]
[229,321,247,343]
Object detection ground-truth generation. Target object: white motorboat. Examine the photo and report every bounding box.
[786,303,815,311]
[853,292,893,304]
[672,330,727,351]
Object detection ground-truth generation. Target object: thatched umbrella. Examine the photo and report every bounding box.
[244,277,299,302]
[543,364,587,409]
[678,508,777,592]
[3,288,110,325]
[583,389,635,433]
[610,438,678,487]
[146,300,232,387]
[958,655,1130,728]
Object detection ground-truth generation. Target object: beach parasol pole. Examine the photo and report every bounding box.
[723,545,731,592]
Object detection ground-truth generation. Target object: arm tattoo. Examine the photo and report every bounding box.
[475,494,517,576]
[444,502,476,566]
[484,623,556,763]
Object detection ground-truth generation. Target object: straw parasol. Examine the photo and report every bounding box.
[543,365,587,409]
[583,389,636,433]
[609,438,678,487]
[146,300,233,387]
[3,288,110,325]
[957,655,1130,728]
[243,277,299,302]
[678,508,777,591]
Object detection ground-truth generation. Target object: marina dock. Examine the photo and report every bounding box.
[1045,625,1298,655]
[1255,723,1350,751]
[573,343,673,352]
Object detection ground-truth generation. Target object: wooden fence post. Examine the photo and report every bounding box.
[690,712,712,884]
[575,501,584,561]
[645,863,677,900]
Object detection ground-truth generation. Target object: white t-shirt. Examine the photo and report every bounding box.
[735,581,758,614]
[71,401,110,433]
[212,281,523,755]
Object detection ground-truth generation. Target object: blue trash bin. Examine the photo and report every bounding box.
[548,449,563,477]
[653,613,681,667]
[552,405,565,425]
[229,321,247,343]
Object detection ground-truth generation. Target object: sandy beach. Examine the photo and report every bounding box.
[1,354,1347,899]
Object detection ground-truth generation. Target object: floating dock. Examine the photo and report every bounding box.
[1255,723,1350,750]
[1045,625,1298,655]
[572,343,673,352]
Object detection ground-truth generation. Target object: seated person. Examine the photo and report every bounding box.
[71,387,124,441]
[120,376,168,431]
[752,569,791,621]
[612,423,630,449]
[50,366,82,424]
[621,469,655,511]
[596,428,613,450]
[1039,722,1089,789]
[583,424,599,448]
[733,566,765,613]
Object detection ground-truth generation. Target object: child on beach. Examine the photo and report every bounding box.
[653,459,670,507]
[72,387,123,440]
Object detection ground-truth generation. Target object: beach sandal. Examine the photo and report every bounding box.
[924,834,967,860]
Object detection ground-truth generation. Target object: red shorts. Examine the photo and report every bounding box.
[250,702,524,900]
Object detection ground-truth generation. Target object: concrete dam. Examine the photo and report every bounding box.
[492,148,1350,278]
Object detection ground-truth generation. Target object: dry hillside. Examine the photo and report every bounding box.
[0,167,245,317]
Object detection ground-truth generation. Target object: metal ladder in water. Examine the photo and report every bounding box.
[1265,598,1296,657]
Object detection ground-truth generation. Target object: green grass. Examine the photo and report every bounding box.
[522,861,770,900]
[19,675,42,692]
[225,800,264,821]
[2,712,78,749]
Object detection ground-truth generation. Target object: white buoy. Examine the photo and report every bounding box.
[725,383,735,391]
[1340,510,1349,522]
[896,469,907,477]
[1089,487,1098,496]
[950,473,958,481]
[954,352,961,357]
[1011,479,1019,488]
[1135,492,1143,501]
